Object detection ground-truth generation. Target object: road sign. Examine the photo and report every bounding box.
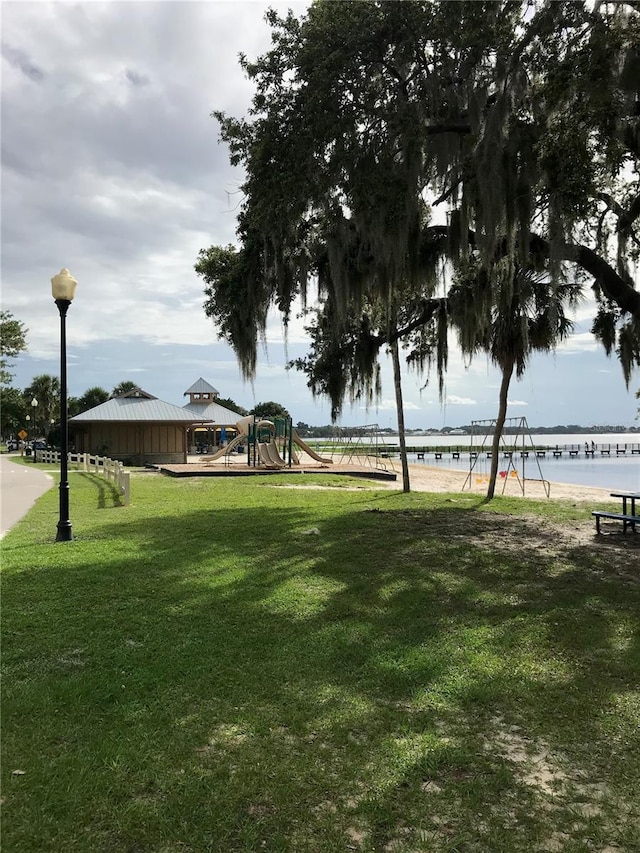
[18,429,27,440]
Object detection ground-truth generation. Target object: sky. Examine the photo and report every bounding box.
[1,0,638,430]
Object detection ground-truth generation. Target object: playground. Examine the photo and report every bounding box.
[160,417,398,482]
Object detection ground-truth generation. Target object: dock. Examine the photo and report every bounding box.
[382,442,640,460]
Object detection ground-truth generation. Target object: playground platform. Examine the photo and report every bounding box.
[154,455,397,483]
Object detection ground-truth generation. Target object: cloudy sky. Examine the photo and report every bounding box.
[1,1,638,430]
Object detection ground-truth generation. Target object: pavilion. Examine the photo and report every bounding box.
[69,387,209,465]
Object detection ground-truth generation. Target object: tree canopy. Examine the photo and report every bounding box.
[23,374,60,436]
[251,401,291,421]
[0,311,28,386]
[0,386,28,436]
[199,0,639,420]
[69,386,110,417]
[111,381,140,398]
[216,396,250,416]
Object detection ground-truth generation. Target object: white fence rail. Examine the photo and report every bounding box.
[35,450,131,506]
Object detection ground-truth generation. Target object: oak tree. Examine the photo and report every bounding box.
[199,1,639,483]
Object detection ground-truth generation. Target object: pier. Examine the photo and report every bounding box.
[386,442,640,460]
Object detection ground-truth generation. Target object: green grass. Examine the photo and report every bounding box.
[2,469,639,852]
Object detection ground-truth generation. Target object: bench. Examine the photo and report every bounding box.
[592,511,638,534]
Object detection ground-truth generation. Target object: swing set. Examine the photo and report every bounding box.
[462,416,551,497]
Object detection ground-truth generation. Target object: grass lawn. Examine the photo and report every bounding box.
[2,466,639,852]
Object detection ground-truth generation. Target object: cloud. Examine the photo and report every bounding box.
[507,399,528,406]
[1,43,45,82]
[446,395,477,405]
[556,331,599,354]
[359,398,420,411]
[125,68,150,88]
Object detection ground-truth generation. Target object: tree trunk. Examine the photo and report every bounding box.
[486,356,515,500]
[391,338,410,493]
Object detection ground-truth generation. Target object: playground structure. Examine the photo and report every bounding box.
[200,415,333,468]
[462,416,550,497]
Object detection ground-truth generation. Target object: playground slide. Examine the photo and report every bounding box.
[258,441,287,468]
[267,440,288,467]
[292,430,333,464]
[201,433,245,462]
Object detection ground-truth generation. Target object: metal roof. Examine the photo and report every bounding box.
[71,396,209,423]
[183,400,243,426]
[183,377,220,396]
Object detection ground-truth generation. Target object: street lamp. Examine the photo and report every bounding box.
[51,268,78,542]
[31,397,38,462]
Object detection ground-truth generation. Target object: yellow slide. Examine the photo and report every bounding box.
[201,433,245,462]
[292,430,333,464]
[258,440,287,468]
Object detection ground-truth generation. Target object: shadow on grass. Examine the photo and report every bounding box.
[3,497,639,851]
[74,471,124,509]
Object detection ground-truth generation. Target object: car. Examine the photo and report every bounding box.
[29,440,49,457]
[6,439,19,451]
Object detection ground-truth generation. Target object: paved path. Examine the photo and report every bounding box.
[0,454,55,538]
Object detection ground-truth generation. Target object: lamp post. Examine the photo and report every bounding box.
[31,397,38,462]
[51,268,78,542]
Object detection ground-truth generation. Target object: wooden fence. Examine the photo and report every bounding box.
[35,450,131,506]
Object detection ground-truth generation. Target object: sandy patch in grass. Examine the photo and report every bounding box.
[486,714,569,797]
[483,713,630,849]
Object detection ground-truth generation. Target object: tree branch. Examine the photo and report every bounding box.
[617,193,640,235]
[527,235,640,318]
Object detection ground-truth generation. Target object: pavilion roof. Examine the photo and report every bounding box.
[70,394,209,423]
[183,377,220,396]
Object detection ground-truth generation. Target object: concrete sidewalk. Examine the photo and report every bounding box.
[0,454,55,538]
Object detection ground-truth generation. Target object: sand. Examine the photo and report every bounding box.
[387,462,613,502]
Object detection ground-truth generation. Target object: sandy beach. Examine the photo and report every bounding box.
[385,462,613,502]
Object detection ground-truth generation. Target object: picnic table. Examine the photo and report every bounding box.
[592,491,640,534]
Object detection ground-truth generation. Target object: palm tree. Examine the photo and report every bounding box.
[390,335,410,493]
[80,386,109,411]
[111,381,139,398]
[449,263,582,499]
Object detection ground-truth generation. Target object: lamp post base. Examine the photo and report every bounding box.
[56,520,73,542]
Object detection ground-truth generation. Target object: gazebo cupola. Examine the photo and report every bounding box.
[183,378,220,406]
